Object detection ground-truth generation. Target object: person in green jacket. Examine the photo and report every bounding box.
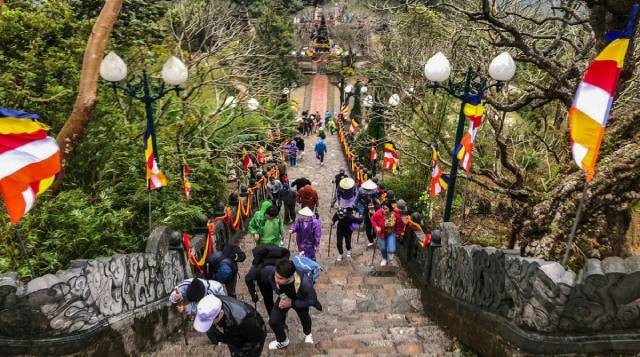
[252,205,284,246]
[248,200,272,238]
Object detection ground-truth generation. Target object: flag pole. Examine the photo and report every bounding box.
[148,189,152,234]
[13,226,35,277]
[561,183,589,267]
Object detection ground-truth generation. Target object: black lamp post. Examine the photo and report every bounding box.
[422,52,515,222]
[99,52,189,231]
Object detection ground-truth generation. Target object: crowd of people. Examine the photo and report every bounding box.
[169,111,434,356]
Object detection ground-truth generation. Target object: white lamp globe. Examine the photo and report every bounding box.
[247,97,260,111]
[363,95,373,108]
[360,85,368,94]
[100,52,128,82]
[424,52,451,83]
[161,56,189,86]
[344,84,353,94]
[489,52,516,81]
[291,50,297,56]
[224,96,237,108]
[388,93,400,107]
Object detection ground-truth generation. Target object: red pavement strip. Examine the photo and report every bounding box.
[309,74,328,115]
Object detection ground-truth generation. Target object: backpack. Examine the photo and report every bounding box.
[292,255,321,284]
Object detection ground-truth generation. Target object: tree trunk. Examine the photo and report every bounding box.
[53,0,123,190]
[519,113,640,266]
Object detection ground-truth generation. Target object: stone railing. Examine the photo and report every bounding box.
[0,163,282,356]
[0,226,188,356]
[397,223,640,355]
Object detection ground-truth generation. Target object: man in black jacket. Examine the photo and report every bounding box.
[245,245,290,314]
[267,260,322,350]
[194,294,266,357]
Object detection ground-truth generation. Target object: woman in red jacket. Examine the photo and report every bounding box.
[370,201,403,266]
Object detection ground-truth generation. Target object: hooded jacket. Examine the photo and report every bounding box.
[289,217,322,261]
[296,185,319,209]
[248,201,272,235]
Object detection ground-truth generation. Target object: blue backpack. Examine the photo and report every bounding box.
[292,256,321,284]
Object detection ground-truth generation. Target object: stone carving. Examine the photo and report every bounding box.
[0,226,185,339]
[406,224,640,334]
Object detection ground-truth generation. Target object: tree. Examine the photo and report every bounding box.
[54,0,122,188]
[364,0,640,266]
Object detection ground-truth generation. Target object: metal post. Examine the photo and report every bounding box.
[562,183,589,267]
[141,70,158,233]
[443,68,473,222]
[14,226,35,277]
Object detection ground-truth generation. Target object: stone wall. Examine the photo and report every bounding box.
[398,223,640,355]
[0,226,190,356]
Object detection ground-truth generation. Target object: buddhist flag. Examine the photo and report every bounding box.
[382,143,399,171]
[569,4,638,182]
[0,109,60,224]
[453,94,484,173]
[256,146,266,165]
[144,116,168,191]
[349,118,359,134]
[182,158,191,200]
[430,147,448,197]
[340,103,350,118]
[370,145,377,162]
[242,148,253,170]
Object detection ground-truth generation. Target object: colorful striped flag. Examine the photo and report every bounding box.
[182,158,191,200]
[349,118,359,134]
[0,109,60,224]
[430,147,449,197]
[569,4,638,182]
[453,94,484,173]
[340,103,350,118]
[144,116,168,191]
[382,143,399,171]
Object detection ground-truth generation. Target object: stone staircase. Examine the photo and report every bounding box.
[150,77,456,356]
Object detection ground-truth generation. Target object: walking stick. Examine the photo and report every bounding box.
[327,223,334,257]
[370,237,378,266]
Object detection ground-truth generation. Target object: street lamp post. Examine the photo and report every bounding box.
[99,51,188,231]
[423,51,515,222]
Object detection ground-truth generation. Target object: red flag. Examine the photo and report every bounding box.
[242,149,254,170]
[370,145,377,161]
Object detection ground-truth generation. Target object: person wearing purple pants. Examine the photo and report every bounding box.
[288,207,322,261]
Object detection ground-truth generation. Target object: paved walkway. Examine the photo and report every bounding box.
[152,76,456,356]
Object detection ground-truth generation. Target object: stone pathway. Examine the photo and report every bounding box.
[151,76,456,356]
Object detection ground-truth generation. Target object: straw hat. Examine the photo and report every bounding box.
[339,177,355,190]
[361,179,377,190]
[298,207,314,217]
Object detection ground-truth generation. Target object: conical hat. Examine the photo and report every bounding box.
[298,207,314,217]
[339,177,355,190]
[361,179,378,190]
